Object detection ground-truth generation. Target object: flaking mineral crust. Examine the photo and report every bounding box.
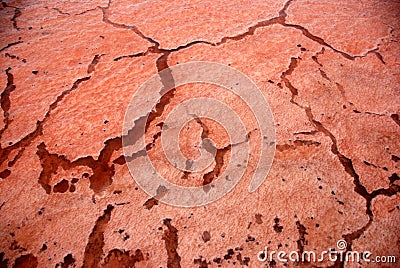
[0,0,399,267]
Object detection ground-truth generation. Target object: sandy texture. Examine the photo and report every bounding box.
[0,0,399,267]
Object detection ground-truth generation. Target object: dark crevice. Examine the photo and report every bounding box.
[194,118,210,140]
[123,127,162,163]
[390,114,400,127]
[280,57,300,98]
[76,7,102,16]
[51,7,70,16]
[36,137,118,194]
[311,47,325,66]
[194,257,209,268]
[11,7,21,30]
[13,253,38,268]
[193,118,232,188]
[283,23,357,60]
[0,67,16,138]
[214,16,284,45]
[363,160,388,171]
[114,51,148,61]
[202,145,231,190]
[146,52,175,129]
[82,205,114,268]
[4,52,25,62]
[114,39,212,61]
[293,130,319,136]
[319,68,331,81]
[373,51,386,64]
[162,218,181,268]
[0,41,23,52]
[273,217,283,233]
[0,252,9,267]
[53,179,69,193]
[87,54,104,74]
[143,197,158,210]
[36,143,70,194]
[143,185,168,209]
[295,220,307,259]
[103,249,144,267]
[276,140,321,152]
[55,253,75,268]
[0,169,11,179]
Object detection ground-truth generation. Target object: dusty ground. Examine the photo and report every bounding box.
[0,0,399,267]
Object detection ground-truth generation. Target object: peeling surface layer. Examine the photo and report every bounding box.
[0,0,399,267]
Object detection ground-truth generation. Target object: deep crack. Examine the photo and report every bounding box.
[162,218,182,268]
[0,68,16,138]
[82,204,114,268]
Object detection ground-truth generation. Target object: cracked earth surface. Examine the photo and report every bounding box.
[0,0,399,267]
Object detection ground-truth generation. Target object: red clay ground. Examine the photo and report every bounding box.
[0,0,399,267]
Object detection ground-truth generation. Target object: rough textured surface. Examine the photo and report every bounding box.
[0,0,399,267]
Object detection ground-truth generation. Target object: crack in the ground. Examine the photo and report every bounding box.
[202,145,231,191]
[1,1,17,9]
[276,140,321,152]
[362,160,389,172]
[0,41,23,53]
[197,118,254,191]
[282,23,383,61]
[4,52,25,63]
[143,197,158,210]
[295,220,308,259]
[47,7,71,16]
[11,6,21,30]
[280,57,300,97]
[162,218,182,268]
[82,204,114,268]
[87,54,104,74]
[150,52,175,125]
[7,147,24,168]
[192,118,233,189]
[76,7,102,16]
[0,68,16,139]
[311,47,325,67]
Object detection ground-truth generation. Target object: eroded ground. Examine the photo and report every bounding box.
[0,0,399,267]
